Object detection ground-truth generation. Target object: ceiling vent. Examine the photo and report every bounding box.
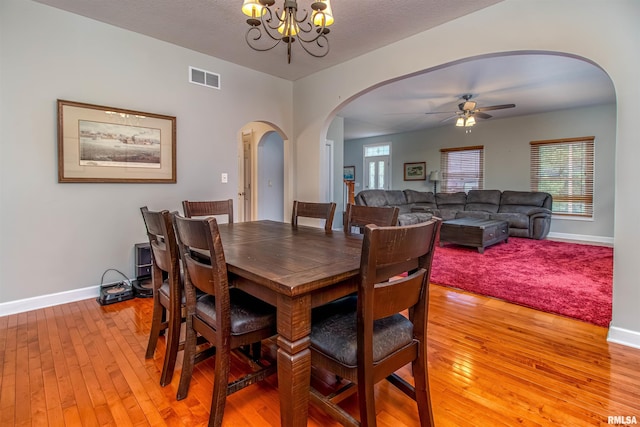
[189,66,220,89]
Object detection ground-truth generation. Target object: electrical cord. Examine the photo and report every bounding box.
[100,268,132,289]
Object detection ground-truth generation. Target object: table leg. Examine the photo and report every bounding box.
[276,294,312,427]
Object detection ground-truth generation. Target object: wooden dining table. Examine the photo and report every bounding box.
[216,220,363,427]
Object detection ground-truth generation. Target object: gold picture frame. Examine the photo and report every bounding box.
[57,99,176,183]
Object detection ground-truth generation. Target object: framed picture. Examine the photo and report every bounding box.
[57,99,176,183]
[343,165,355,181]
[404,162,426,181]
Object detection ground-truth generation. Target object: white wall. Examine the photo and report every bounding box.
[327,117,344,228]
[344,104,616,241]
[293,0,640,345]
[0,0,293,304]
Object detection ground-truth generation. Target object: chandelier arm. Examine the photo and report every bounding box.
[296,33,329,58]
[246,27,282,52]
[261,7,286,34]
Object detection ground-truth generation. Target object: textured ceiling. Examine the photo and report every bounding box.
[33,0,504,81]
[33,0,616,140]
[338,53,616,139]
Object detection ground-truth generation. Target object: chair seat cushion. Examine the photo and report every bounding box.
[196,289,275,335]
[311,297,414,368]
[159,280,205,304]
[159,281,186,305]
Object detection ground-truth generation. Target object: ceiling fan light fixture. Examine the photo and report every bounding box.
[456,117,465,127]
[466,116,476,126]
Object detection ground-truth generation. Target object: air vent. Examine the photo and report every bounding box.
[189,66,220,89]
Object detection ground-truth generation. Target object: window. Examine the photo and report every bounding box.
[364,144,390,157]
[530,136,594,217]
[440,146,484,192]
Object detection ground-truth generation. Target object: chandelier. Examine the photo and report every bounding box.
[241,0,334,63]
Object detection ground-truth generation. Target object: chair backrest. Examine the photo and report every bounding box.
[182,199,234,223]
[173,214,230,329]
[344,204,399,235]
[140,206,180,277]
[360,219,439,313]
[291,201,337,231]
[358,218,440,365]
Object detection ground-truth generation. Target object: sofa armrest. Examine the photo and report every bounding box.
[526,207,552,217]
[528,208,552,239]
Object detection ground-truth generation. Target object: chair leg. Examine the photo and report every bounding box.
[208,344,231,427]
[358,376,378,427]
[412,357,435,427]
[176,317,198,400]
[145,298,164,359]
[159,305,181,386]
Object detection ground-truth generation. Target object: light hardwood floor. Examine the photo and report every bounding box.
[1,284,638,426]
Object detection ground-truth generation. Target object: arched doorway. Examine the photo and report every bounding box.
[238,121,291,222]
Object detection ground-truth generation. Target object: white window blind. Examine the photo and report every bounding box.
[440,146,484,192]
[530,136,594,217]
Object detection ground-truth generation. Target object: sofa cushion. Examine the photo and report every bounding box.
[500,191,550,210]
[436,192,467,210]
[397,212,433,225]
[465,190,501,213]
[456,210,491,220]
[436,208,458,221]
[404,189,436,205]
[357,189,389,207]
[385,190,407,206]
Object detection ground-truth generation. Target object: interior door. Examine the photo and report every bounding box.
[242,134,252,221]
[365,155,390,190]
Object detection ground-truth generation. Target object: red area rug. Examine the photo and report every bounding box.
[430,237,613,327]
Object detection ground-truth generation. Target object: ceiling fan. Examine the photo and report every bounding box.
[430,94,516,127]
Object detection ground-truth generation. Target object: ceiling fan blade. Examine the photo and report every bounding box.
[424,110,457,115]
[474,112,492,119]
[440,114,459,123]
[475,103,516,112]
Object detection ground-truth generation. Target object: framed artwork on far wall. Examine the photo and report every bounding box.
[404,162,426,181]
[57,99,176,183]
[343,165,355,181]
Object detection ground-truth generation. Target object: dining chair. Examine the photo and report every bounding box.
[139,206,183,387]
[182,199,234,223]
[173,214,277,427]
[343,203,399,235]
[309,218,441,427]
[291,200,337,231]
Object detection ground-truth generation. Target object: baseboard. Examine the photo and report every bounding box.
[0,285,101,317]
[608,326,640,350]
[547,232,614,246]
